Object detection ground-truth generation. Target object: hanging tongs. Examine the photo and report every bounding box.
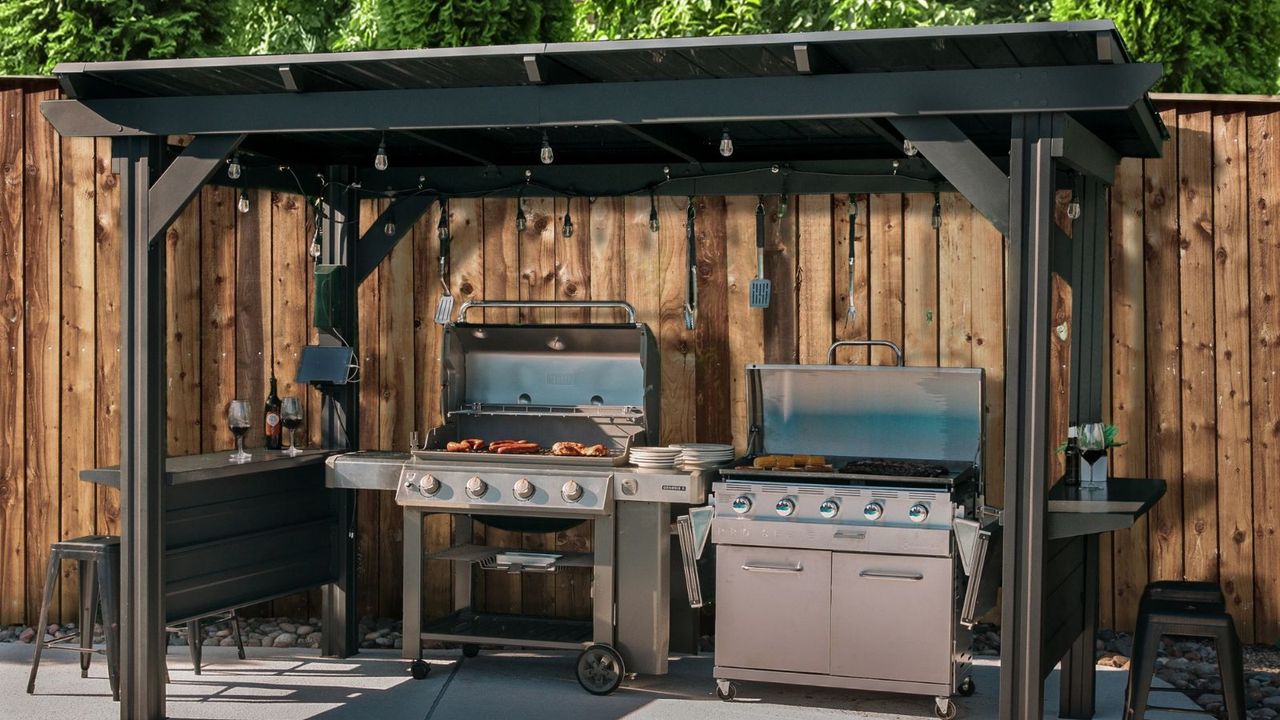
[434,197,454,325]
[843,195,858,330]
[683,197,698,331]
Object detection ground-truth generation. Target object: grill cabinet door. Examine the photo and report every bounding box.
[830,553,953,684]
[715,545,831,675]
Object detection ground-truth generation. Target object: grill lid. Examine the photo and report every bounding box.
[747,362,984,465]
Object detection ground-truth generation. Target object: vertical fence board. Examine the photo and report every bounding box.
[939,194,974,369]
[1109,157,1150,629]
[724,196,764,454]
[695,197,731,444]
[762,196,798,364]
[1247,110,1280,639]
[869,194,904,368]
[971,214,1006,508]
[355,198,381,622]
[798,195,833,365]
[234,189,272,449]
[92,137,120,538]
[0,89,24,624]
[1146,110,1186,583]
[59,136,96,619]
[200,186,236,452]
[589,197,626,323]
[1177,109,1219,584]
[24,91,60,622]
[903,193,938,367]
[657,195,695,445]
[1212,110,1255,639]
[165,200,202,456]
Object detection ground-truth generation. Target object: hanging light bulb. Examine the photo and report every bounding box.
[515,198,527,233]
[648,191,660,233]
[1067,196,1082,220]
[226,153,242,180]
[437,199,451,243]
[540,132,554,165]
[849,194,858,220]
[719,128,734,157]
[384,221,396,237]
[237,190,250,214]
[931,193,942,230]
[374,135,389,171]
[562,203,574,238]
[777,194,788,219]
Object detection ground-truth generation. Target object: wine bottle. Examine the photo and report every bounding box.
[1063,426,1080,487]
[264,376,282,450]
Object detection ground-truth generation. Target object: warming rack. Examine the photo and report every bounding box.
[447,402,644,420]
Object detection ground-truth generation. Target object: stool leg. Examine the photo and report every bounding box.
[188,620,202,675]
[98,552,119,701]
[1218,624,1246,720]
[80,559,96,677]
[26,550,63,694]
[1127,623,1163,720]
[231,610,246,660]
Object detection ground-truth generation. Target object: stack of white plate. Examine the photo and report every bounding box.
[671,443,735,469]
[629,446,684,469]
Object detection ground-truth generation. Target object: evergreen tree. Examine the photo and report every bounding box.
[332,0,574,51]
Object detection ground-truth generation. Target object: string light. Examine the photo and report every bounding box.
[931,192,942,230]
[719,128,734,157]
[437,197,450,243]
[374,134,389,171]
[515,194,527,233]
[849,194,858,221]
[777,194,787,219]
[384,221,396,236]
[1067,195,1082,220]
[237,190,250,214]
[226,153,242,180]
[562,202,574,238]
[649,191,660,233]
[903,139,918,157]
[540,132,554,165]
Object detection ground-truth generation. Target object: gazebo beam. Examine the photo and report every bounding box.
[146,133,245,246]
[41,64,1162,138]
[355,194,436,283]
[889,116,1010,235]
[1051,114,1120,183]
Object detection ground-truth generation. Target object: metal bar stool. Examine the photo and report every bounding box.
[167,609,246,675]
[26,535,120,700]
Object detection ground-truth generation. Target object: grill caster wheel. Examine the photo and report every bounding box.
[576,643,624,695]
[957,677,976,697]
[934,697,958,720]
[462,644,480,658]
[410,660,430,680]
[715,679,737,701]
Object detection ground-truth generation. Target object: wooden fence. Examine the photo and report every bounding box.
[0,80,1276,643]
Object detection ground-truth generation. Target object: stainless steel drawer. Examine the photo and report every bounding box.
[830,553,953,685]
[715,545,831,675]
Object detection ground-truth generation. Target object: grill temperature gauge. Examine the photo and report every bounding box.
[775,498,796,517]
[863,501,884,521]
[908,503,930,523]
[731,496,752,514]
[818,499,840,519]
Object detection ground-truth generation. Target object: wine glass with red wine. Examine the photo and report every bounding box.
[228,400,252,463]
[281,396,303,457]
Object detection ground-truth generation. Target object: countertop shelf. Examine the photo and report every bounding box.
[80,448,335,487]
[1046,476,1166,540]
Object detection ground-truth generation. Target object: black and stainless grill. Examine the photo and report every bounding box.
[328,300,705,695]
[694,340,1000,718]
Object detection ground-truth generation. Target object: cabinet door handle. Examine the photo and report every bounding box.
[859,570,924,581]
[833,530,866,540]
[742,562,804,573]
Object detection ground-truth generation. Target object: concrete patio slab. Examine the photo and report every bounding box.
[0,643,1207,720]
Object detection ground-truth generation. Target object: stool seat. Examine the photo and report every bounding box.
[1126,581,1244,720]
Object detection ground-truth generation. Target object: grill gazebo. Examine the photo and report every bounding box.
[42,20,1166,720]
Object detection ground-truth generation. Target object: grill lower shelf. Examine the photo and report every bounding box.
[429,543,593,573]
[422,608,593,650]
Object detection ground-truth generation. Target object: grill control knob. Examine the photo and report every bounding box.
[774,498,796,517]
[863,501,884,521]
[819,499,840,519]
[908,503,930,523]
[561,480,584,503]
[419,474,440,497]
[465,476,488,499]
[513,478,535,500]
[731,496,753,514]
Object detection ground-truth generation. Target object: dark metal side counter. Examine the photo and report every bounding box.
[81,449,350,646]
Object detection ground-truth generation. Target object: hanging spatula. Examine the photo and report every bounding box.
[749,198,771,308]
[433,198,454,325]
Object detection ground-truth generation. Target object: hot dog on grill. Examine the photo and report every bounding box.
[494,441,540,454]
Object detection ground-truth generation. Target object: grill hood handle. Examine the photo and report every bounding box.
[453,300,637,325]
[827,339,904,366]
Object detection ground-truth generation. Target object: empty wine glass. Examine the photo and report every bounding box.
[281,396,303,457]
[228,400,252,463]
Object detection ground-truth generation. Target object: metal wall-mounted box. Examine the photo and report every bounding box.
[313,264,349,330]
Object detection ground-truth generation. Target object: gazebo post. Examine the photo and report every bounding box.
[1000,112,1057,720]
[114,135,169,720]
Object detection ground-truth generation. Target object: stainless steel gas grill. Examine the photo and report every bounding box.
[701,340,1000,719]
[327,300,708,695]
